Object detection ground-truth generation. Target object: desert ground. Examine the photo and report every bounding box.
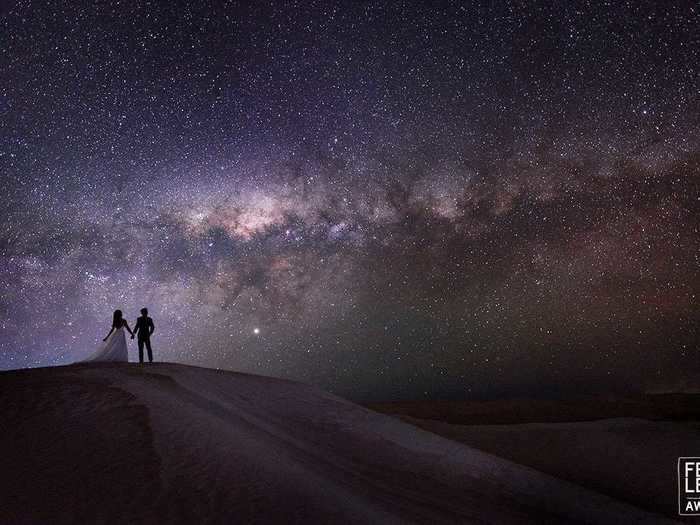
[368,397,700,521]
[1,363,689,524]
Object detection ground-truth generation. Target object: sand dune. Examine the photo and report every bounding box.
[0,363,680,524]
[379,415,700,521]
[368,396,700,520]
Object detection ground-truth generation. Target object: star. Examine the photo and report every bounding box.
[0,1,696,400]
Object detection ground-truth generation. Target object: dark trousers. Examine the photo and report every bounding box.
[138,338,153,363]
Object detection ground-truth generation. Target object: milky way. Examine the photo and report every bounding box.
[1,1,698,400]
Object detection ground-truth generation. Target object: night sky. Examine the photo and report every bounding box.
[1,1,698,401]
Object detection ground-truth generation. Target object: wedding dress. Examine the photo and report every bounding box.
[82,325,129,362]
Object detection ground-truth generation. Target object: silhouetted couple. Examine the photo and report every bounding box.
[82,308,155,363]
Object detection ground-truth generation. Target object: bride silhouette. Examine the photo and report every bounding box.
[82,310,134,362]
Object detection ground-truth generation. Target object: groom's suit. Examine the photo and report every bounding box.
[134,315,155,363]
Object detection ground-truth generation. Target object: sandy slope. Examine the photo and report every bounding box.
[395,416,700,521]
[0,363,680,524]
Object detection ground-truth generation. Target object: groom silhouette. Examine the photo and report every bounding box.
[132,308,155,363]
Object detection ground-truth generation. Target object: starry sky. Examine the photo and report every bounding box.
[1,1,698,401]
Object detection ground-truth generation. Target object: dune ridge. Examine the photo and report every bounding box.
[0,363,679,524]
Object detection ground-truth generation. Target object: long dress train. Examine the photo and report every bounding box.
[82,326,128,362]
